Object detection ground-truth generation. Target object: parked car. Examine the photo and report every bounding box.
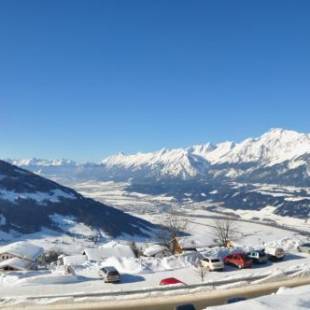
[200,256,224,271]
[175,304,196,310]
[265,247,285,261]
[247,249,268,264]
[227,297,247,304]
[99,266,120,283]
[224,253,253,269]
[297,243,310,254]
[159,277,185,286]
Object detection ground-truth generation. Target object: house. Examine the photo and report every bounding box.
[143,244,170,258]
[0,242,44,271]
[0,257,33,271]
[83,241,136,262]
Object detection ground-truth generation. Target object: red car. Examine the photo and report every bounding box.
[159,277,186,286]
[224,253,253,269]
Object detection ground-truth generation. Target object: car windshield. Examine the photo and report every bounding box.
[211,259,220,263]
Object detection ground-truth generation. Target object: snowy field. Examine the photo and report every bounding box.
[72,180,176,214]
[71,181,310,233]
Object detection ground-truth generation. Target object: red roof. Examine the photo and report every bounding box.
[159,277,185,286]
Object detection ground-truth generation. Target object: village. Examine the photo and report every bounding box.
[0,233,309,288]
[0,199,309,306]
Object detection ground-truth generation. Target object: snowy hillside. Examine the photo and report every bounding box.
[0,160,156,239]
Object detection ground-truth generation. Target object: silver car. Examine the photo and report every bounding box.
[200,256,224,271]
[99,266,120,283]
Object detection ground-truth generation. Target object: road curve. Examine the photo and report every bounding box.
[3,276,310,310]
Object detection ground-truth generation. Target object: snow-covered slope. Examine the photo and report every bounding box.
[102,128,310,171]
[211,128,310,165]
[102,148,210,180]
[0,160,156,239]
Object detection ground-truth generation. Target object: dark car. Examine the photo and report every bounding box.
[247,249,268,264]
[99,266,120,283]
[175,304,196,310]
[297,243,310,254]
[227,297,247,303]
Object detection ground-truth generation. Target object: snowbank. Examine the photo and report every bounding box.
[206,284,310,309]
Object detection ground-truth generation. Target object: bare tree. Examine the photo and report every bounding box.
[195,263,208,283]
[213,218,238,247]
[157,207,188,254]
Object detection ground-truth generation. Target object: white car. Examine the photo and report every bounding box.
[200,256,224,271]
[265,247,285,261]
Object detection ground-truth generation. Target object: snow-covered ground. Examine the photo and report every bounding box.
[0,250,310,303]
[207,284,310,310]
[72,181,176,214]
[0,214,309,306]
[71,181,310,234]
[0,180,309,306]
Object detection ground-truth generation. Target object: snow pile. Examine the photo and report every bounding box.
[86,252,201,274]
[206,284,310,310]
[100,257,144,274]
[143,244,168,257]
[84,241,136,261]
[63,255,87,266]
[265,237,303,252]
[16,274,83,286]
[140,252,200,272]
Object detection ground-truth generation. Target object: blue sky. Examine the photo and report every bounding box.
[1,0,309,161]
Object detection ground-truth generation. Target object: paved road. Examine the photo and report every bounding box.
[3,276,310,310]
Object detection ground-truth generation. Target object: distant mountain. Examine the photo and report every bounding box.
[9,128,310,185]
[7,129,310,219]
[0,160,156,239]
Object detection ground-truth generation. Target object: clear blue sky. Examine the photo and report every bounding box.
[1,0,309,161]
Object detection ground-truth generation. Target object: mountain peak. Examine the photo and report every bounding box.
[261,128,305,140]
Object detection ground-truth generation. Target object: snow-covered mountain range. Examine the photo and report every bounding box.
[0,160,155,239]
[6,129,310,219]
[8,128,310,185]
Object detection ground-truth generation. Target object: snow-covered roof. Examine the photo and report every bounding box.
[0,257,31,271]
[143,244,168,257]
[0,242,43,261]
[63,254,87,266]
[84,241,135,261]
